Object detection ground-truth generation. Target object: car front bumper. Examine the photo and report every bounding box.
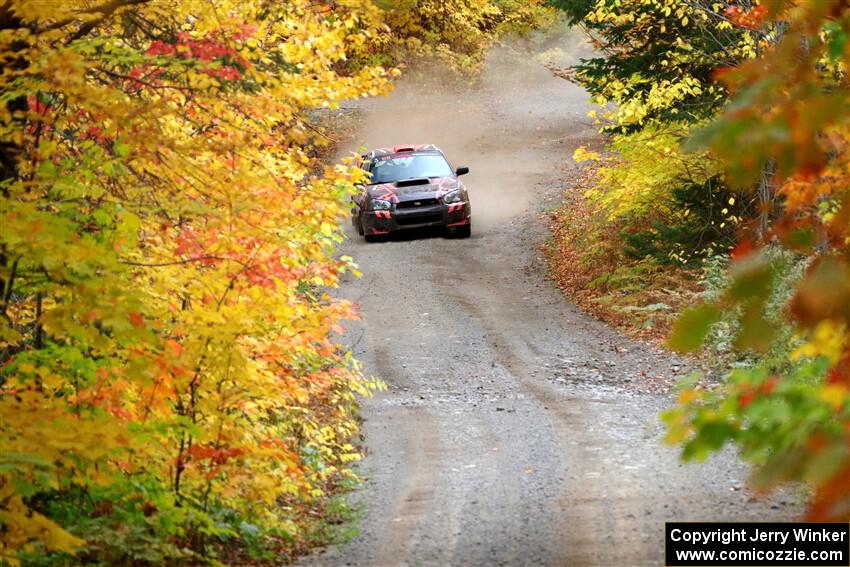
[362,202,471,235]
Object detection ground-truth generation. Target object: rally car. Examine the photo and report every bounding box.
[351,144,471,241]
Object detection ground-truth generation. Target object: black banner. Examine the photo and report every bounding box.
[666,522,850,566]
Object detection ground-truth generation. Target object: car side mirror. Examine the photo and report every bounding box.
[455,166,469,176]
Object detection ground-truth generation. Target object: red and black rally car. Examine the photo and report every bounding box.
[351,144,471,241]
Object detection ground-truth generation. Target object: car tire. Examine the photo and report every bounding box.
[356,214,364,236]
[453,223,471,238]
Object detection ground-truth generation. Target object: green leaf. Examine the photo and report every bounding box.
[114,141,132,157]
[824,21,847,60]
[38,159,56,178]
[683,419,737,461]
[727,262,774,303]
[668,304,721,352]
[733,304,776,352]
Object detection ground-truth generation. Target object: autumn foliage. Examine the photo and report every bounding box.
[0,1,392,563]
[666,0,850,521]
[553,0,849,521]
[555,0,850,520]
[0,0,555,563]
[374,0,552,76]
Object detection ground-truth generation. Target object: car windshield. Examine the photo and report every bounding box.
[368,154,453,184]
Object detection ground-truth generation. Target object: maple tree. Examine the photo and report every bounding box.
[555,0,849,520]
[0,0,552,563]
[0,1,390,563]
[664,0,850,521]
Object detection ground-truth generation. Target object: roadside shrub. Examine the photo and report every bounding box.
[700,248,810,368]
[546,160,703,340]
[622,177,751,266]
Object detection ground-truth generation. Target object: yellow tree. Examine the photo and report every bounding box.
[1,0,389,563]
[365,0,552,76]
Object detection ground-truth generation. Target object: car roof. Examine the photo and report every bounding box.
[365,144,442,159]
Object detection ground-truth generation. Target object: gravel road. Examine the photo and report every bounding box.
[301,36,797,567]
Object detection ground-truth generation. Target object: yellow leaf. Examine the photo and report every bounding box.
[819,385,849,410]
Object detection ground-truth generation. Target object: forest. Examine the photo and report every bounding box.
[547,0,849,524]
[1,0,848,565]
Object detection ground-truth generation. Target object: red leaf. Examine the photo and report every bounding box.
[128,311,145,327]
[731,238,756,261]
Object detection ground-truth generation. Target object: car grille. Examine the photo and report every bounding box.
[396,213,442,226]
[396,198,440,209]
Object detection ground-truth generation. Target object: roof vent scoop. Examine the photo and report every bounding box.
[393,145,416,153]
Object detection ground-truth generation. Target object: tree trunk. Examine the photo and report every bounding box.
[757,159,775,241]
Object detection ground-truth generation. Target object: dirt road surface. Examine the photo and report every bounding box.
[302,37,796,567]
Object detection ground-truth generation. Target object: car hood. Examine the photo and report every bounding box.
[367,177,459,202]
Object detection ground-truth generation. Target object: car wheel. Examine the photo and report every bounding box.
[453,223,471,238]
[356,214,364,236]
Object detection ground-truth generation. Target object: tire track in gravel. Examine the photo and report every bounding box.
[431,236,653,565]
[299,33,798,567]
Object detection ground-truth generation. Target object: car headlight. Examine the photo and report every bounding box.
[371,199,391,211]
[443,190,461,204]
